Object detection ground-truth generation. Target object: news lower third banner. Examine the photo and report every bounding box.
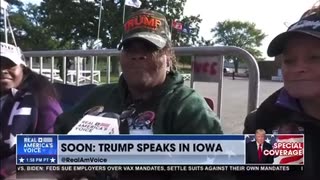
[16,134,304,166]
[17,135,244,165]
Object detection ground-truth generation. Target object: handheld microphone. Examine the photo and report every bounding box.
[97,111,130,134]
[99,112,120,119]
[118,106,136,135]
[83,106,104,116]
[68,106,120,135]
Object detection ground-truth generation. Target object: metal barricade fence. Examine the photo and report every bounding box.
[23,46,260,117]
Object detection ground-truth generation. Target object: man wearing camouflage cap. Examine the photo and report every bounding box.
[55,9,224,179]
[56,8,222,138]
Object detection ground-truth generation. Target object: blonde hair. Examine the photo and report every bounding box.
[155,41,177,73]
[255,129,266,135]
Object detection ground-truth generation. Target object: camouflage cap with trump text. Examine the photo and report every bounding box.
[118,9,171,50]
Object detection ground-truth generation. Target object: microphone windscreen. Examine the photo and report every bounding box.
[68,114,119,135]
[99,112,120,119]
[83,106,104,116]
[99,112,121,126]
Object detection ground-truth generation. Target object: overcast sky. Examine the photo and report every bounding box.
[24,0,319,59]
[184,0,318,59]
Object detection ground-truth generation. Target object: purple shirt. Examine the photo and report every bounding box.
[0,97,62,178]
[36,98,63,133]
[276,88,303,113]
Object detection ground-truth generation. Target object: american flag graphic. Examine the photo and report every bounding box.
[245,134,304,165]
[172,20,183,30]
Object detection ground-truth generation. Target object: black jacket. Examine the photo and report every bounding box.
[240,88,320,180]
[246,141,273,164]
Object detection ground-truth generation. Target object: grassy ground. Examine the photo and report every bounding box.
[178,67,191,74]
[100,71,120,84]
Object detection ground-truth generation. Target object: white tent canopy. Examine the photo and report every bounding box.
[0,0,9,10]
[1,0,17,45]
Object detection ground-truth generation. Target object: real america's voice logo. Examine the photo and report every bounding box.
[17,135,58,165]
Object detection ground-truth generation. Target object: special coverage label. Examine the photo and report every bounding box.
[16,135,58,165]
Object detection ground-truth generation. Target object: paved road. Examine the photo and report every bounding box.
[184,77,283,134]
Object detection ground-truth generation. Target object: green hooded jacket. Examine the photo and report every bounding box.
[54,72,222,135]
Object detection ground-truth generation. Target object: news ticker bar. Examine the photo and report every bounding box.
[17,134,304,165]
[16,165,304,173]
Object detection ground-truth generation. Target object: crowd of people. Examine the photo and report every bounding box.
[1,4,319,180]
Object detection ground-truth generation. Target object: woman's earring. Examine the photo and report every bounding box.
[166,57,171,74]
[166,65,170,74]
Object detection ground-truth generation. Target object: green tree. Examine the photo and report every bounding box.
[9,3,61,50]
[0,1,61,51]
[4,0,23,7]
[40,0,98,49]
[39,0,203,74]
[197,36,214,46]
[211,20,266,73]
